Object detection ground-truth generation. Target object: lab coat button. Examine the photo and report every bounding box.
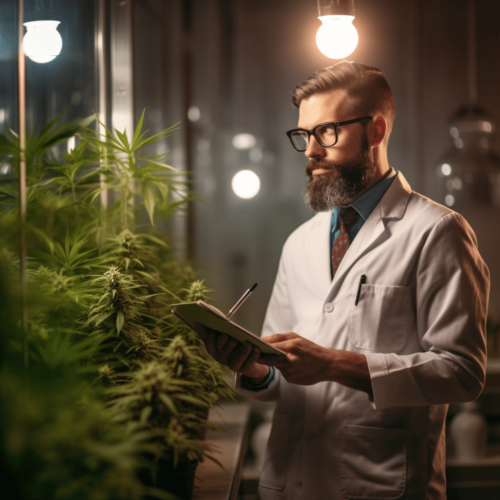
[306,431,317,443]
[324,303,334,313]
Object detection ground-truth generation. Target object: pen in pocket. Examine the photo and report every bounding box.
[355,274,366,306]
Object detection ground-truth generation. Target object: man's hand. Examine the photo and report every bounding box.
[259,332,373,396]
[196,324,270,384]
[257,332,333,385]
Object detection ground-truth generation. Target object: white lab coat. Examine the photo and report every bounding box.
[234,171,489,500]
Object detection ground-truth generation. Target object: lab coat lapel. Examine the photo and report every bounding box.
[309,211,334,291]
[329,172,412,291]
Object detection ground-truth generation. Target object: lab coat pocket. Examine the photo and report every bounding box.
[259,412,290,490]
[340,425,407,500]
[349,284,410,352]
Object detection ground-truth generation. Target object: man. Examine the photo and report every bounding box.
[199,61,489,499]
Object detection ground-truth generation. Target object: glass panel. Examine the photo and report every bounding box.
[24,0,97,141]
[0,0,18,133]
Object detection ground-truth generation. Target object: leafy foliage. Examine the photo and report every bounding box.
[0,112,233,499]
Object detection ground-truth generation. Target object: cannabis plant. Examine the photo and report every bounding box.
[0,111,234,498]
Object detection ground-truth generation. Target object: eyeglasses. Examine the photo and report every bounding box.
[286,116,372,152]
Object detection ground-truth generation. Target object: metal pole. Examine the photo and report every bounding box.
[96,0,108,211]
[110,0,134,230]
[182,0,195,261]
[17,0,28,372]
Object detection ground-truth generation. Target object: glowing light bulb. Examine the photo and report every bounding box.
[316,16,358,59]
[232,133,256,150]
[445,194,455,207]
[23,21,63,64]
[232,170,260,199]
[441,163,452,176]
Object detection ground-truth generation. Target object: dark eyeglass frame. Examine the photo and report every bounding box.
[286,116,372,152]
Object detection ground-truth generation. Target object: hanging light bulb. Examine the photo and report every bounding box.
[23,2,63,64]
[232,170,261,199]
[316,0,358,59]
[23,20,63,63]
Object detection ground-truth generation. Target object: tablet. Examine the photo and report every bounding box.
[170,301,285,356]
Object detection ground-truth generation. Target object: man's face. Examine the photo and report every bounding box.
[298,89,377,211]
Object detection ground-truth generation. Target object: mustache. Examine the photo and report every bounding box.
[305,159,339,177]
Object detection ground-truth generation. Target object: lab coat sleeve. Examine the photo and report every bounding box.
[365,212,489,409]
[233,243,294,402]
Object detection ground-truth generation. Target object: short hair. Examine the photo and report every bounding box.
[291,61,396,142]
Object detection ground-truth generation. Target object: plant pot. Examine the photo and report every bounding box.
[140,458,199,500]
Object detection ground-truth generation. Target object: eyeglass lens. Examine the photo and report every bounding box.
[290,124,337,151]
[290,131,309,151]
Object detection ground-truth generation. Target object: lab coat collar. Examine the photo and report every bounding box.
[308,171,412,293]
[378,170,411,220]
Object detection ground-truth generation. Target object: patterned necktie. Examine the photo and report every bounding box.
[331,206,359,278]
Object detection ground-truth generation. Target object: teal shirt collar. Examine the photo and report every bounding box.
[331,167,397,233]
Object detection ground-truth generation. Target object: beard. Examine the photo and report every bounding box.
[302,137,377,212]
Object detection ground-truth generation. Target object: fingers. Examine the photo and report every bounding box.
[219,338,240,366]
[204,332,231,363]
[257,351,290,368]
[228,342,254,372]
[195,323,209,340]
[200,331,270,373]
[261,332,298,344]
[266,340,298,354]
[239,345,261,373]
[205,332,218,358]
[216,334,229,352]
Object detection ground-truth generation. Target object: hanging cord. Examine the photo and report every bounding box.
[468,0,477,104]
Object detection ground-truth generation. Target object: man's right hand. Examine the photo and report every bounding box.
[195,325,270,384]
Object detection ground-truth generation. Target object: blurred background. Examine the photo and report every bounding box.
[1,0,500,498]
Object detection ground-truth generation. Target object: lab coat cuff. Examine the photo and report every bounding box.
[365,353,391,410]
[234,369,281,402]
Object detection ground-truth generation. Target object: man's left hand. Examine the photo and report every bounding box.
[257,332,333,385]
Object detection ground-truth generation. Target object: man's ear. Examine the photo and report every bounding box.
[370,116,387,147]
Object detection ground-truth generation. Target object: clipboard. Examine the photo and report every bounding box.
[170,300,285,356]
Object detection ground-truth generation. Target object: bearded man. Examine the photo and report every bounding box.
[199,61,489,499]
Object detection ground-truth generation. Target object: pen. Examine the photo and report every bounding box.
[226,283,258,319]
[355,274,366,306]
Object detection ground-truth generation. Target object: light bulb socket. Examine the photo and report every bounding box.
[317,0,355,17]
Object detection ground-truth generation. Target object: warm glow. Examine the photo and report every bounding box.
[67,136,76,154]
[316,16,358,59]
[441,163,452,176]
[483,121,492,132]
[232,170,260,199]
[23,21,63,64]
[232,134,256,150]
[188,106,200,122]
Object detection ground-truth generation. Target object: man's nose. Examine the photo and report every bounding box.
[305,135,326,159]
